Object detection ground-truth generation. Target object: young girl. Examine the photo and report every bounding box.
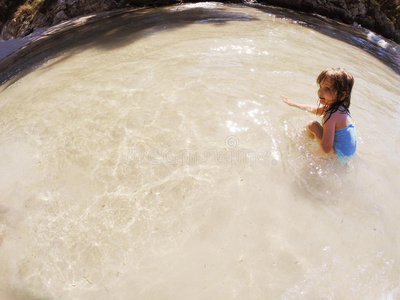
[281,68,356,163]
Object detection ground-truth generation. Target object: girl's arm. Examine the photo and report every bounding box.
[281,95,325,115]
[319,114,336,153]
[307,116,335,153]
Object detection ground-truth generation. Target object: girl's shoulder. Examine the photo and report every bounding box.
[332,107,352,129]
[323,108,347,124]
[338,106,350,114]
[331,106,350,118]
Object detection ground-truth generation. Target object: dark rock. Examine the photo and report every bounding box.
[53,10,68,25]
[0,0,399,44]
[257,0,302,10]
[330,0,346,8]
[302,0,316,11]
[356,15,374,30]
[350,1,367,18]
[368,9,395,41]
[32,12,50,26]
[1,18,20,39]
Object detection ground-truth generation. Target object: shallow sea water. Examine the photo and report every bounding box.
[0,3,400,299]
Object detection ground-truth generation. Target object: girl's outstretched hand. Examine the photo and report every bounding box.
[281,95,322,115]
[281,95,295,106]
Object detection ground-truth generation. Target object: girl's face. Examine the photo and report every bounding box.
[318,79,337,107]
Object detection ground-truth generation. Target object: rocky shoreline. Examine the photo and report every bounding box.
[0,0,399,84]
[0,0,399,44]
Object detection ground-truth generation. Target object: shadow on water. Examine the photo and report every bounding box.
[1,2,399,88]
[0,4,259,87]
[251,3,400,75]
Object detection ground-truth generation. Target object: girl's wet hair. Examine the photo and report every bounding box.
[317,68,354,124]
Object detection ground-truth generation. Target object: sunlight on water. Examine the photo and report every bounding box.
[0,3,399,299]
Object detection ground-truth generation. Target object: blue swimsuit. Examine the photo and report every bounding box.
[333,108,357,163]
